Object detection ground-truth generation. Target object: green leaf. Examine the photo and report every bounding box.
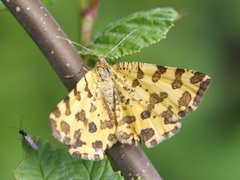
[79,8,178,60]
[14,138,124,180]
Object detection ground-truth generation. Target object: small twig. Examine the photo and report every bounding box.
[80,0,100,45]
[2,0,162,179]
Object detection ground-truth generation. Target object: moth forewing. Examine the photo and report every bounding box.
[50,62,117,160]
[111,62,211,147]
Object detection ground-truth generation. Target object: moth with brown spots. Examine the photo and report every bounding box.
[50,58,211,160]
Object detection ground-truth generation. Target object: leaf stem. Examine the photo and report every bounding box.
[80,0,100,45]
[2,0,162,179]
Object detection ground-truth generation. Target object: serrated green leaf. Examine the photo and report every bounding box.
[79,8,178,60]
[14,138,124,180]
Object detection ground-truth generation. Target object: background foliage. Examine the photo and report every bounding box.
[0,0,240,179]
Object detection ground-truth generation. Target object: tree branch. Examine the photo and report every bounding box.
[2,0,162,179]
[2,0,89,90]
[106,142,162,179]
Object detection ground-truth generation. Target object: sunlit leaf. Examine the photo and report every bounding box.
[79,8,178,60]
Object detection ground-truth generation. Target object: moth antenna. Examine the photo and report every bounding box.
[56,36,99,57]
[10,115,25,131]
[20,115,24,129]
[9,126,19,130]
[105,29,138,57]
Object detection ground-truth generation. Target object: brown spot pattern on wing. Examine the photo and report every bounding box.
[163,126,180,138]
[150,139,158,146]
[161,106,178,124]
[100,120,115,129]
[108,134,117,143]
[160,91,168,99]
[172,79,183,89]
[175,68,185,78]
[149,92,168,105]
[178,91,192,107]
[119,116,136,126]
[137,65,144,79]
[125,99,130,105]
[64,96,71,115]
[132,79,140,87]
[90,103,97,112]
[152,71,161,82]
[149,93,162,104]
[152,66,167,82]
[172,68,185,89]
[88,122,97,133]
[118,132,133,141]
[60,121,70,135]
[120,95,125,103]
[87,91,93,98]
[75,110,88,125]
[190,72,206,84]
[73,87,81,101]
[157,65,167,74]
[178,106,193,117]
[52,107,60,118]
[73,129,81,140]
[84,77,93,98]
[140,128,155,142]
[92,140,103,152]
[71,139,86,148]
[193,79,211,106]
[147,104,155,111]
[141,110,151,119]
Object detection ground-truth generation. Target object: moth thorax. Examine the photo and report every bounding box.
[102,86,115,112]
[98,66,112,80]
[100,76,115,112]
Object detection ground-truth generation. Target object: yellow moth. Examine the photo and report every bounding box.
[50,57,211,160]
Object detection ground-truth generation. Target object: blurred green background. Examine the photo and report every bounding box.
[1,0,240,179]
